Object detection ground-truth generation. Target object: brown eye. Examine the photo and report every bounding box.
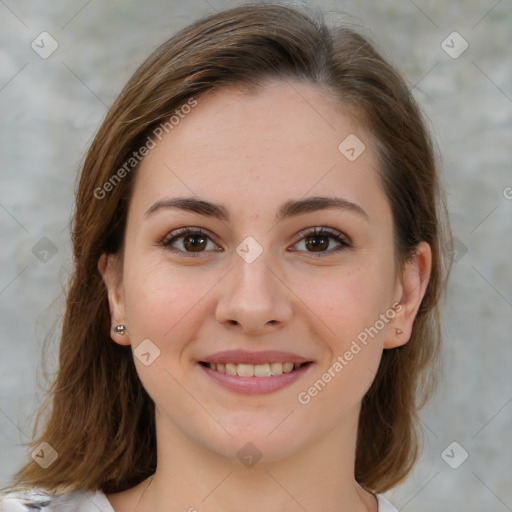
[160,228,220,256]
[182,233,208,252]
[292,227,351,255]
[304,234,330,252]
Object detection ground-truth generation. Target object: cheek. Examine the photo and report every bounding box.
[294,283,391,419]
[290,257,395,394]
[291,256,395,340]
[122,253,213,337]
[122,258,215,400]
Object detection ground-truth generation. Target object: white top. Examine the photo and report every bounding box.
[0,488,398,511]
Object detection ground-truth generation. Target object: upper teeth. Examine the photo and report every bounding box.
[207,362,302,377]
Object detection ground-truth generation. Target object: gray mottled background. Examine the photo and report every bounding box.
[1,1,511,511]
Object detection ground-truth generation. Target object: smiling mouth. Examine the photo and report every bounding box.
[199,361,311,377]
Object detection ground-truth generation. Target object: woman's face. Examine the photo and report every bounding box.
[101,80,426,463]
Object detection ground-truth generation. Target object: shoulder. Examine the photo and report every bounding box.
[376,493,398,512]
[0,488,114,512]
[1,488,395,512]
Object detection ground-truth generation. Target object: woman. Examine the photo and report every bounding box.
[0,3,451,511]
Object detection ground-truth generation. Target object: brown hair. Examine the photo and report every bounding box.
[10,2,451,495]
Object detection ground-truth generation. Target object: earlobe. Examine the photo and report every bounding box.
[98,253,131,346]
[384,241,432,349]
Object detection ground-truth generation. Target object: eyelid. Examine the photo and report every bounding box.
[160,226,212,244]
[290,226,352,247]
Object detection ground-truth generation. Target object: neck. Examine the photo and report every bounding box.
[127,407,377,512]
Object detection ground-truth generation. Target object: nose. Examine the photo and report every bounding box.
[215,251,293,334]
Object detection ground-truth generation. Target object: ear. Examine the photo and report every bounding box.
[384,241,432,349]
[98,253,130,346]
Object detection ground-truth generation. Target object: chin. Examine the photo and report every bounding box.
[196,413,314,465]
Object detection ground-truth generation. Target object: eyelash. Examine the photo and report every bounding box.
[159,226,351,257]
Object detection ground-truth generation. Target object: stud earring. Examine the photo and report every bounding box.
[114,325,126,335]
[395,328,403,335]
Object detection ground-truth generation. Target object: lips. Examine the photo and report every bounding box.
[197,349,314,394]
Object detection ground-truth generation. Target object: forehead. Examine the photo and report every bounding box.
[129,80,389,223]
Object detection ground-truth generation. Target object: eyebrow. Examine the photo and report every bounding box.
[144,195,369,222]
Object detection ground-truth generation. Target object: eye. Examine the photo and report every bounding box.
[159,226,351,257]
[290,227,351,255]
[160,227,221,256]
